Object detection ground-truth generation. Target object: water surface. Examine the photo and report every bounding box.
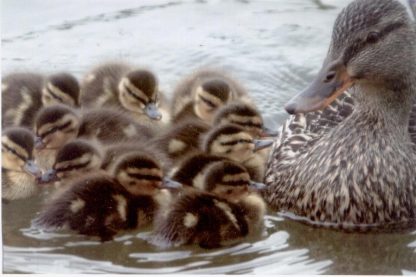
[2,0,416,274]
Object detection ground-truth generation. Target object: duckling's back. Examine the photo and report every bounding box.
[80,62,131,108]
[2,73,44,128]
[78,107,156,144]
[152,191,249,248]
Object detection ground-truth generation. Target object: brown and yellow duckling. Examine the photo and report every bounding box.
[171,69,251,124]
[152,160,266,249]
[34,151,181,241]
[213,101,278,138]
[2,72,80,128]
[202,123,273,182]
[80,62,169,124]
[2,127,42,201]
[38,139,103,188]
[33,104,156,169]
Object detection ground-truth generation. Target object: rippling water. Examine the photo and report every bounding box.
[2,0,416,274]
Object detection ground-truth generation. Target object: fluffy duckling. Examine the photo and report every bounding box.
[152,160,266,249]
[34,151,181,241]
[170,152,226,188]
[2,72,80,128]
[171,69,252,124]
[80,62,169,124]
[2,127,42,201]
[149,119,211,166]
[212,101,278,138]
[33,104,156,169]
[38,139,103,188]
[202,124,273,182]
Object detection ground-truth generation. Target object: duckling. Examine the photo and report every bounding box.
[171,69,252,124]
[212,101,278,138]
[2,72,80,128]
[2,127,42,200]
[80,62,169,125]
[33,104,156,169]
[34,151,181,241]
[265,0,416,228]
[149,119,211,166]
[202,124,273,182]
[152,160,266,249]
[38,139,103,188]
[170,152,226,188]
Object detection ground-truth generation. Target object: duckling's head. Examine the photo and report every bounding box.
[213,101,278,138]
[202,160,265,202]
[202,124,273,162]
[193,79,232,123]
[40,139,102,183]
[118,69,162,121]
[286,0,416,114]
[42,72,80,107]
[34,105,79,150]
[111,152,181,196]
[2,127,41,177]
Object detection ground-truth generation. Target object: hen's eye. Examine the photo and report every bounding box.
[366,31,381,43]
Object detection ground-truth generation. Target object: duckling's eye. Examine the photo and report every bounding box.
[226,189,233,194]
[199,95,217,109]
[366,31,381,44]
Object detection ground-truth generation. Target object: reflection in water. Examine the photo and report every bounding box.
[2,0,416,274]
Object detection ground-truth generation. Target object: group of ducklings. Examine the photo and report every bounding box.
[2,62,276,248]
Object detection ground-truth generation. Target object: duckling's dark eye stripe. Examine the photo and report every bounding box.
[220,139,252,146]
[125,86,147,105]
[2,143,27,161]
[199,95,217,108]
[230,120,262,128]
[127,173,162,181]
[55,160,90,172]
[40,121,72,138]
[223,180,248,186]
[342,22,405,65]
[46,87,64,102]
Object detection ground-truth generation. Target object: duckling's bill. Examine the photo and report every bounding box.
[145,102,162,120]
[260,126,278,137]
[23,160,42,177]
[285,61,353,114]
[37,169,58,184]
[249,181,266,191]
[162,177,182,189]
[253,139,273,152]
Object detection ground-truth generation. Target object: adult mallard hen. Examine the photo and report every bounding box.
[265,0,416,229]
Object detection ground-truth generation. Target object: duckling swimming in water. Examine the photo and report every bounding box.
[2,127,42,200]
[80,62,169,124]
[202,124,273,182]
[33,104,156,169]
[38,139,103,188]
[34,151,181,241]
[171,69,251,124]
[265,0,416,229]
[213,101,278,138]
[152,160,266,249]
[2,72,80,128]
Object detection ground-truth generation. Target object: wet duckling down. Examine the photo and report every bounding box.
[152,160,266,249]
[34,151,181,242]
